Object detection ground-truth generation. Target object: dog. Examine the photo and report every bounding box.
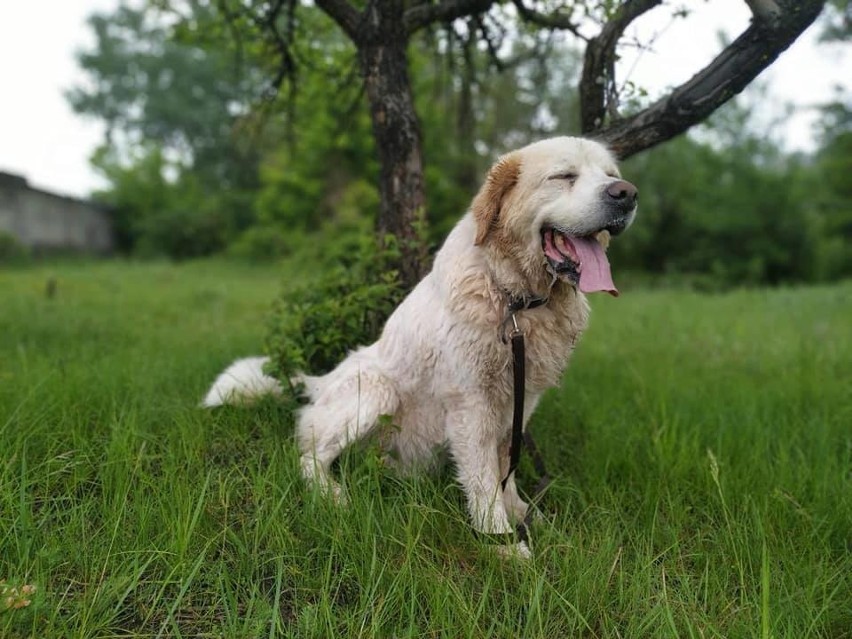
[204,136,638,557]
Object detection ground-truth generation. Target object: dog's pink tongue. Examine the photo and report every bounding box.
[571,236,618,297]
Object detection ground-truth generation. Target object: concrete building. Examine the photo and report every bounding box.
[0,171,114,254]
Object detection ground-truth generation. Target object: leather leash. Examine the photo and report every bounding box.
[479,294,553,543]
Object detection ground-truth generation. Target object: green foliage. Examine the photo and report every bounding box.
[226,223,293,261]
[231,176,381,261]
[90,146,230,258]
[0,231,30,265]
[614,119,840,288]
[254,115,379,233]
[251,10,380,235]
[810,95,852,279]
[70,3,263,255]
[68,3,263,183]
[412,34,583,238]
[265,235,408,386]
[134,201,230,260]
[89,145,168,251]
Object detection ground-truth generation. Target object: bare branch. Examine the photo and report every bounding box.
[580,0,663,133]
[256,0,297,99]
[512,0,587,41]
[404,0,496,36]
[594,0,826,159]
[315,0,361,40]
[473,14,507,71]
[215,0,298,106]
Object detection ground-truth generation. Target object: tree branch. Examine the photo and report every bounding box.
[404,0,496,36]
[512,0,587,41]
[473,13,506,71]
[256,0,297,100]
[315,0,361,40]
[594,0,826,159]
[579,0,663,133]
[216,0,298,105]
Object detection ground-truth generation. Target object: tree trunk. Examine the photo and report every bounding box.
[358,2,428,289]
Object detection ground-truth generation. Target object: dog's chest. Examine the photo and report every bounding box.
[517,303,588,390]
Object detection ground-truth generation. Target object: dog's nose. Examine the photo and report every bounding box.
[606,180,638,207]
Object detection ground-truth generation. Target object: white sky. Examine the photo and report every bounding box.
[0,1,848,199]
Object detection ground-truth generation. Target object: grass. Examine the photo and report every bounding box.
[1,259,850,638]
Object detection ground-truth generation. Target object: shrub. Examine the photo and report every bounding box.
[228,224,294,261]
[264,234,408,393]
[0,231,30,264]
[134,206,229,260]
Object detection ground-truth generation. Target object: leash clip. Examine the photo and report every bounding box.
[501,310,524,343]
[510,312,521,338]
[502,293,548,343]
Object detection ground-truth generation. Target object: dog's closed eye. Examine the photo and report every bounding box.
[549,172,578,183]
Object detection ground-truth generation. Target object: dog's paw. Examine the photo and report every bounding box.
[326,481,348,506]
[491,541,531,560]
[305,475,348,506]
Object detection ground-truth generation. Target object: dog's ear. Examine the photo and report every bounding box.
[472,153,521,246]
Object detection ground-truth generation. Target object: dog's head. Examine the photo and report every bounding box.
[471,136,637,296]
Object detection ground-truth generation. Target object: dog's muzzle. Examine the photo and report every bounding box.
[602,179,638,236]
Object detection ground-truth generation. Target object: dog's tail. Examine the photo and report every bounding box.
[201,356,283,407]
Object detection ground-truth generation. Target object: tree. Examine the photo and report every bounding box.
[807,91,852,278]
[68,4,268,254]
[615,131,822,286]
[218,0,824,287]
[69,5,263,181]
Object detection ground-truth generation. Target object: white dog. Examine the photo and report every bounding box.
[204,137,637,556]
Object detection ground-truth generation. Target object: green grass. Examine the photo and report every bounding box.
[1,260,850,638]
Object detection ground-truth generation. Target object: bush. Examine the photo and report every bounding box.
[615,135,827,288]
[265,234,408,391]
[0,231,30,264]
[134,206,229,260]
[228,225,294,261]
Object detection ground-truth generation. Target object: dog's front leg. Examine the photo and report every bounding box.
[446,413,530,558]
[498,440,530,524]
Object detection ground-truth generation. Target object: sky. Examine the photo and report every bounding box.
[0,1,848,199]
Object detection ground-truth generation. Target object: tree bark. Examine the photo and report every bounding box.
[317,0,430,287]
[358,1,428,288]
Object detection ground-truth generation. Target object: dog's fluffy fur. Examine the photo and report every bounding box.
[204,137,637,556]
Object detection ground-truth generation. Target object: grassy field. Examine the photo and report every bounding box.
[1,259,850,638]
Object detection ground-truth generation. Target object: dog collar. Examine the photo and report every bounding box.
[501,293,547,345]
[505,293,549,313]
[504,269,558,314]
